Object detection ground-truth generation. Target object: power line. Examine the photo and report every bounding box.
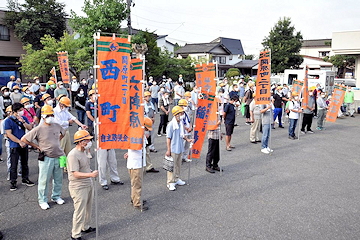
[132,14,184,25]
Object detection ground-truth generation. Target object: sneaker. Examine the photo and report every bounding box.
[206,167,215,173]
[245,122,251,126]
[301,131,306,134]
[51,197,65,205]
[134,205,149,211]
[288,136,295,140]
[267,147,274,153]
[175,179,186,186]
[81,227,96,233]
[279,125,284,128]
[102,185,109,190]
[183,158,192,162]
[22,179,35,187]
[317,127,322,131]
[351,115,355,118]
[261,148,270,154]
[39,202,50,210]
[308,130,314,134]
[111,180,124,185]
[10,182,17,191]
[157,133,162,137]
[167,183,176,191]
[293,135,298,139]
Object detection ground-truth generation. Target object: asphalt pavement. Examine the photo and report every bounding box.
[1,111,360,240]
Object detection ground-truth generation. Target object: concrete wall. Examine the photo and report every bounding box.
[300,47,333,58]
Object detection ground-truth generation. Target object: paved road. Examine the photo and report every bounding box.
[1,112,360,240]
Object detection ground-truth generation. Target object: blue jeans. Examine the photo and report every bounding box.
[262,124,270,149]
[273,108,283,126]
[174,99,180,106]
[38,156,63,204]
[77,109,86,125]
[289,119,298,137]
[151,98,158,111]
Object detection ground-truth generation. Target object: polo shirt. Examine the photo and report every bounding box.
[224,103,236,125]
[166,120,184,154]
[4,115,29,148]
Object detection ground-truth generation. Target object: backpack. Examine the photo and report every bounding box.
[285,101,294,114]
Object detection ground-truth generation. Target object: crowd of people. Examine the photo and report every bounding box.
[0,73,356,240]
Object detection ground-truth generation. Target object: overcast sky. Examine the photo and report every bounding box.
[1,0,360,55]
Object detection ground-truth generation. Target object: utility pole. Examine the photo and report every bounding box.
[127,0,132,35]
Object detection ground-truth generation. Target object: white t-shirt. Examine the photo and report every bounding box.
[127,148,146,169]
[71,81,80,92]
[174,85,184,99]
[289,100,301,119]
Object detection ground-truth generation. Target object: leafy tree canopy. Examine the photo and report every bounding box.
[324,55,355,78]
[5,0,67,50]
[262,17,303,73]
[226,68,240,79]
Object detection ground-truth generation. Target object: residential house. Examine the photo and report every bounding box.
[156,35,175,53]
[175,37,246,78]
[300,39,333,58]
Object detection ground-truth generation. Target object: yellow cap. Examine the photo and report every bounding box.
[42,93,51,101]
[144,117,153,131]
[47,80,54,86]
[172,106,184,116]
[185,91,191,97]
[178,99,188,107]
[144,91,151,97]
[59,96,71,107]
[41,105,54,115]
[20,97,30,104]
[74,130,93,143]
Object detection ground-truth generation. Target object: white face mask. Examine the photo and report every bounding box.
[59,85,64,89]
[92,95,98,101]
[14,90,19,93]
[294,96,299,101]
[25,104,33,109]
[180,114,185,120]
[50,85,54,89]
[309,92,313,96]
[4,92,9,96]
[40,91,46,94]
[73,80,77,83]
[36,80,40,84]
[160,88,165,92]
[82,81,87,85]
[184,107,188,111]
[18,111,24,117]
[26,91,30,94]
[84,141,92,149]
[46,99,53,106]
[321,94,325,98]
[45,116,55,124]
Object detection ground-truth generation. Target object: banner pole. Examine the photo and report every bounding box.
[93,32,99,240]
[214,61,223,175]
[268,50,272,154]
[140,54,146,212]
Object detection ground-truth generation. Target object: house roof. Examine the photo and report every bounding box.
[302,39,331,47]
[175,42,231,55]
[211,37,245,55]
[157,35,168,39]
[234,60,258,68]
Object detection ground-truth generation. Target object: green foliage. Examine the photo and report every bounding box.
[70,0,128,47]
[226,68,240,79]
[245,54,255,60]
[5,0,67,50]
[20,32,92,78]
[161,51,195,82]
[327,55,355,78]
[262,17,303,73]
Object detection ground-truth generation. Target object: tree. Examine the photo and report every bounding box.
[225,68,240,79]
[245,54,255,60]
[161,51,195,82]
[325,55,355,78]
[262,17,303,73]
[70,0,128,47]
[20,32,92,78]
[5,0,67,50]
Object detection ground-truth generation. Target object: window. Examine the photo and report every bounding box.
[219,56,226,64]
[0,25,10,41]
[319,51,330,57]
[229,55,233,60]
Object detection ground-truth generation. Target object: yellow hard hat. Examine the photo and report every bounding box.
[144,91,151,97]
[277,86,283,90]
[42,93,51,101]
[56,94,66,101]
[292,91,299,97]
[178,99,188,107]
[13,85,20,90]
[41,105,54,115]
[172,106,184,116]
[47,80,54,86]
[22,87,29,92]
[10,75,15,80]
[144,117,153,131]
[72,76,77,79]
[185,91,191,97]
[248,82,254,88]
[6,105,12,113]
[88,89,95,96]
[20,97,30,104]
[74,130,93,143]
[59,96,71,107]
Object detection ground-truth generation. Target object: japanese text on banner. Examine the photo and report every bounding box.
[192,92,215,159]
[326,84,346,122]
[302,65,309,109]
[195,63,216,94]
[57,52,70,84]
[207,98,218,131]
[98,36,143,150]
[255,50,271,104]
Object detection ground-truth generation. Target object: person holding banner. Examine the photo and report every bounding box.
[317,92,328,130]
[272,86,287,128]
[223,96,238,151]
[288,92,302,140]
[67,130,98,239]
[260,104,273,154]
[300,88,315,134]
[243,82,254,125]
[124,118,152,211]
[205,119,221,173]
[166,106,193,191]
[249,95,261,144]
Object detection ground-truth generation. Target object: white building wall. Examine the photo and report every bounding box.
[300,47,333,58]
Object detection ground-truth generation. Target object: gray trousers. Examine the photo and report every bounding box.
[317,109,326,128]
[346,103,355,116]
[97,149,120,186]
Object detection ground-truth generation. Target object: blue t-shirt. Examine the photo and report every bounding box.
[166,121,184,154]
[4,115,29,148]
[224,103,235,125]
[85,100,98,126]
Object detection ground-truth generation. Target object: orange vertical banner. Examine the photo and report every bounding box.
[50,67,57,83]
[326,84,346,122]
[192,92,215,159]
[292,79,304,95]
[255,50,271,104]
[207,98,218,131]
[57,52,70,83]
[195,63,216,93]
[98,36,143,150]
[302,65,309,109]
